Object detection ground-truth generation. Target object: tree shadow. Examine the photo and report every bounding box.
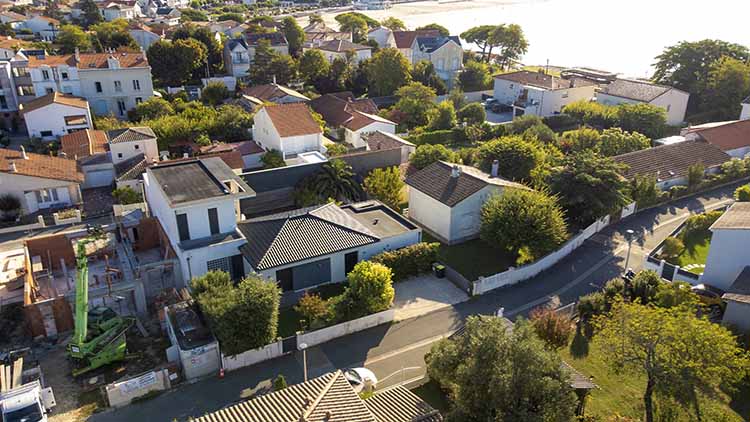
[569,323,590,359]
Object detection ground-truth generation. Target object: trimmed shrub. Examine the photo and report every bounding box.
[661,236,684,259]
[542,114,579,132]
[410,129,454,145]
[529,307,574,350]
[576,292,606,322]
[734,185,750,202]
[370,242,440,281]
[682,210,723,235]
[669,185,688,198]
[344,261,395,318]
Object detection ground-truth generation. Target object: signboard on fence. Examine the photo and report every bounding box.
[117,371,157,395]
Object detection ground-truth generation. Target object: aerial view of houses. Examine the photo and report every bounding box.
[0,1,749,422]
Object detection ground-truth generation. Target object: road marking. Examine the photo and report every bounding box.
[378,367,422,384]
[363,332,455,366]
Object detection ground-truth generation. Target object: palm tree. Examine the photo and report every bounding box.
[309,159,364,203]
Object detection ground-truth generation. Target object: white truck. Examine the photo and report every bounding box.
[1,352,56,422]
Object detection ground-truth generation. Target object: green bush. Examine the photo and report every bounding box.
[261,150,286,169]
[542,114,579,132]
[682,210,723,236]
[410,129,454,145]
[576,292,606,321]
[661,236,684,259]
[735,185,750,201]
[669,185,688,198]
[370,242,440,282]
[112,186,143,205]
[342,261,394,318]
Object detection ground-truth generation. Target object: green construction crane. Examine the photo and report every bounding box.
[67,226,134,377]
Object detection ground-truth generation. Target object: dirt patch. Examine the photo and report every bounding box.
[0,302,28,349]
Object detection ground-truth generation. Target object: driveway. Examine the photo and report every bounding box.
[393,275,469,321]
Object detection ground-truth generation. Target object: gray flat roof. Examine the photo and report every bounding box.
[149,158,254,205]
[341,202,417,238]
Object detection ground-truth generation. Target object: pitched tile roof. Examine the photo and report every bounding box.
[0,148,83,183]
[406,161,527,207]
[115,152,148,181]
[262,103,322,137]
[414,36,461,53]
[723,266,750,304]
[241,83,309,103]
[60,129,108,159]
[599,78,680,102]
[364,131,414,151]
[245,31,287,46]
[612,140,731,181]
[688,119,750,152]
[364,385,443,422]
[494,70,596,91]
[710,202,750,230]
[201,141,264,156]
[392,30,439,49]
[28,51,148,69]
[305,31,351,44]
[238,203,378,270]
[345,111,395,131]
[309,92,379,128]
[315,39,371,52]
[20,92,88,114]
[107,126,157,144]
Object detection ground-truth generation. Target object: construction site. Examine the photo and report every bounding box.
[0,205,190,422]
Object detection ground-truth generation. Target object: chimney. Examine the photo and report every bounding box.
[20,145,28,159]
[272,74,276,85]
[451,165,461,178]
[491,160,499,177]
[74,47,80,62]
[182,153,189,158]
[9,161,16,172]
[161,152,169,161]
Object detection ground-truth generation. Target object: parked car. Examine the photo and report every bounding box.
[343,367,377,393]
[482,98,500,110]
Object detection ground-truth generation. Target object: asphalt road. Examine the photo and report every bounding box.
[87,181,742,422]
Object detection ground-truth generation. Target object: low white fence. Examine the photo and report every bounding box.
[105,369,171,408]
[52,209,81,225]
[473,215,611,295]
[297,309,395,348]
[222,340,284,372]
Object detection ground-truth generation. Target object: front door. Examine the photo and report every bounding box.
[276,268,293,292]
[344,251,358,275]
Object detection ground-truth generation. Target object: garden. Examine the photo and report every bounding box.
[659,210,723,274]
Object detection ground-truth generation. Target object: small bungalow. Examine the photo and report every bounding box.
[596,78,689,126]
[20,92,92,140]
[309,92,395,148]
[251,103,323,159]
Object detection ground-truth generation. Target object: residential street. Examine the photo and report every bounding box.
[87,181,742,422]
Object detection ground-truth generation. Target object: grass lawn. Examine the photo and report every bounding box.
[423,233,514,281]
[412,380,450,414]
[560,333,747,420]
[670,229,712,274]
[277,282,347,338]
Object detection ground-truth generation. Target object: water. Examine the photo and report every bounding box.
[321,0,750,77]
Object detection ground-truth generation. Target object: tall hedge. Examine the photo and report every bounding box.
[371,242,440,281]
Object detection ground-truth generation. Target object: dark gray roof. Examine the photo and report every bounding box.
[114,153,148,181]
[364,385,443,422]
[743,95,750,104]
[238,203,379,270]
[226,38,247,50]
[724,266,750,304]
[415,35,461,53]
[600,78,676,102]
[316,39,371,52]
[107,126,157,144]
[79,151,111,166]
[406,161,526,207]
[612,140,731,181]
[710,202,750,230]
[241,161,324,193]
[245,32,287,46]
[148,157,254,205]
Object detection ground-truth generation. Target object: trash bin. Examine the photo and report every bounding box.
[432,263,446,278]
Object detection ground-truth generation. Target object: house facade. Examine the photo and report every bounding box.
[700,203,750,291]
[722,266,750,332]
[23,16,60,41]
[411,36,463,83]
[0,147,84,214]
[391,30,439,63]
[305,40,372,64]
[367,26,394,48]
[493,71,597,118]
[129,26,162,50]
[20,92,92,140]
[252,103,323,159]
[223,38,250,79]
[596,78,689,126]
[741,96,750,120]
[406,161,527,244]
[343,111,396,149]
[107,126,158,165]
[683,119,750,159]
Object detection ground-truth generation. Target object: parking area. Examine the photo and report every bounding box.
[393,274,470,321]
[485,110,514,124]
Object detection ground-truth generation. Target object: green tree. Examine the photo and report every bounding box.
[734,184,750,202]
[366,48,412,96]
[480,188,568,264]
[299,49,331,85]
[594,301,748,422]
[491,23,528,69]
[79,0,103,28]
[653,39,750,113]
[394,82,436,128]
[562,100,618,128]
[201,82,230,106]
[217,12,244,22]
[460,25,495,61]
[457,60,492,91]
[172,24,224,74]
[477,135,544,181]
[147,39,207,86]
[261,150,285,169]
[560,127,600,153]
[416,23,449,37]
[0,23,14,37]
[335,13,368,42]
[325,143,348,157]
[547,150,631,227]
[597,127,650,157]
[294,293,329,329]
[687,163,705,188]
[132,97,174,121]
[522,123,557,145]
[57,25,93,53]
[299,159,364,203]
[457,102,486,125]
[112,186,143,204]
[335,11,379,29]
[426,100,456,130]
[345,261,395,316]
[91,19,137,51]
[411,60,447,95]
[616,103,667,139]
[364,166,404,210]
[192,272,280,356]
[272,375,288,391]
[281,16,305,56]
[409,144,457,170]
[248,39,297,85]
[308,13,324,25]
[661,236,684,259]
[426,316,577,421]
[380,17,405,31]
[702,56,750,121]
[630,174,660,207]
[529,307,574,350]
[180,8,208,22]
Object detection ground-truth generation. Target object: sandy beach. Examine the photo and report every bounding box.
[316,0,750,77]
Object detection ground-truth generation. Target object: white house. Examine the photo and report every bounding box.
[411,36,463,83]
[129,25,163,50]
[252,103,323,159]
[308,92,391,148]
[0,11,27,30]
[343,111,396,149]
[100,1,139,21]
[305,39,372,64]
[493,71,597,118]
[60,129,114,189]
[392,30,439,63]
[721,266,750,332]
[741,96,750,121]
[26,51,154,118]
[107,126,158,165]
[700,202,750,291]
[237,201,420,291]
[20,92,92,140]
[143,158,256,284]
[222,38,250,79]
[0,147,84,214]
[22,16,60,41]
[367,26,394,48]
[683,119,750,159]
[596,78,689,126]
[406,161,528,244]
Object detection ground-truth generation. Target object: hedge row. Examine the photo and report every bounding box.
[370,242,440,282]
[409,125,508,146]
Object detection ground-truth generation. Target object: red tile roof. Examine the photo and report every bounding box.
[689,119,750,152]
[60,129,108,159]
[392,30,440,49]
[309,92,378,128]
[0,148,84,182]
[262,103,322,137]
[27,51,148,69]
[20,92,89,114]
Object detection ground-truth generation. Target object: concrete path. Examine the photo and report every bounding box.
[393,275,469,321]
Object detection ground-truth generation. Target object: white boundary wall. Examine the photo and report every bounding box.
[222,340,284,372]
[297,309,395,348]
[473,215,610,295]
[105,369,171,408]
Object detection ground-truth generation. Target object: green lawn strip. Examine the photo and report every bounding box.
[674,229,712,273]
[423,233,513,281]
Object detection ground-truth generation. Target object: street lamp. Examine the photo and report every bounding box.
[299,342,308,382]
[624,229,635,271]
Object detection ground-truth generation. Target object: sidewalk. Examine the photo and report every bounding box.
[393,275,469,321]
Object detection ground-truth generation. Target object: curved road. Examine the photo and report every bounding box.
[88,181,742,422]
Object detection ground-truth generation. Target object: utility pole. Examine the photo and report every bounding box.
[624,229,635,271]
